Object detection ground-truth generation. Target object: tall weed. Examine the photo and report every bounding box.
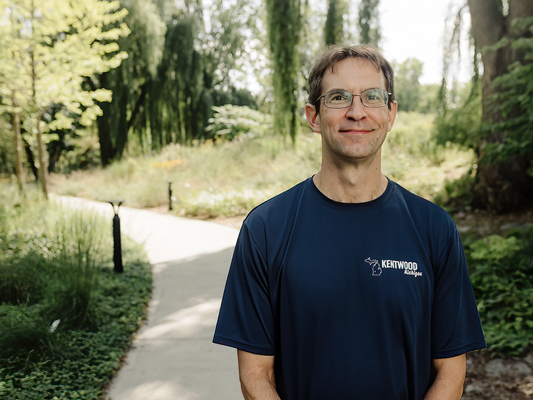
[45,210,108,330]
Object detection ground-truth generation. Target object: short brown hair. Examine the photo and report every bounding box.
[307,45,395,113]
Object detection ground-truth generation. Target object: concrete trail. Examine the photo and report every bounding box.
[56,196,242,400]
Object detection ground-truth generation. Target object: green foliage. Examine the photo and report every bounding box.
[0,184,151,398]
[0,116,18,176]
[466,228,533,356]
[0,0,129,132]
[433,81,482,150]
[206,105,272,142]
[433,172,476,211]
[266,0,302,141]
[357,0,381,47]
[50,129,102,174]
[483,16,533,169]
[98,0,260,165]
[394,58,423,112]
[417,84,440,114]
[325,0,348,46]
[434,3,481,150]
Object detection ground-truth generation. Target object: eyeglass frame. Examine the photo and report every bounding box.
[315,88,393,109]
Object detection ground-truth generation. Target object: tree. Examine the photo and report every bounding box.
[96,0,166,165]
[266,0,302,141]
[357,0,381,48]
[0,3,25,190]
[325,0,348,46]
[467,0,533,212]
[0,0,129,197]
[394,58,423,112]
[96,0,258,164]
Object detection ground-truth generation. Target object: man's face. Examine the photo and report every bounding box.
[306,58,397,166]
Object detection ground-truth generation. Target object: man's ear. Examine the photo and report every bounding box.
[305,103,321,133]
[387,100,398,132]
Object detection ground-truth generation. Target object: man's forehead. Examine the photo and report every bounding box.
[322,58,386,88]
[327,57,382,76]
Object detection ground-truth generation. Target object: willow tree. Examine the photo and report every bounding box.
[357,0,381,47]
[266,0,302,141]
[96,0,166,166]
[467,0,533,212]
[325,0,348,46]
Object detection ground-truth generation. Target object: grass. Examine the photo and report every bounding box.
[50,111,475,218]
[0,184,152,399]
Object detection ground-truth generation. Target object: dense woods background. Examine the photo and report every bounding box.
[0,0,532,211]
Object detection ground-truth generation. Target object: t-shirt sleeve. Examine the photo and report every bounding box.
[431,219,486,358]
[213,220,276,355]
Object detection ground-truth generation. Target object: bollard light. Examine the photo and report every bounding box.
[107,200,124,273]
[168,181,173,211]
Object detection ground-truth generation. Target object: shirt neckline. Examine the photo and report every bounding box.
[307,176,394,208]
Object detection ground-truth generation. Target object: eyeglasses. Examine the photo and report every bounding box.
[317,89,391,108]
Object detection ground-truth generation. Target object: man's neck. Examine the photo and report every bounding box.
[313,162,388,204]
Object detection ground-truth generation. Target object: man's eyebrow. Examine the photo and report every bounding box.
[325,87,384,93]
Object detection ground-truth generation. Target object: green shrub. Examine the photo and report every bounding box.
[433,172,476,211]
[206,105,272,142]
[433,81,482,151]
[467,227,533,356]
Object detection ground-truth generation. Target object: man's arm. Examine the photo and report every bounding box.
[237,350,280,400]
[424,354,466,400]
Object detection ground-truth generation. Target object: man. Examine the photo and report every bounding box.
[213,45,486,400]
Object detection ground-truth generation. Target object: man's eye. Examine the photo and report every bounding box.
[329,93,349,102]
[364,91,383,101]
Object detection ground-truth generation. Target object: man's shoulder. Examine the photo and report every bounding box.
[244,178,310,226]
[390,181,454,224]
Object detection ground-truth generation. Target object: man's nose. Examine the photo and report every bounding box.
[345,95,367,120]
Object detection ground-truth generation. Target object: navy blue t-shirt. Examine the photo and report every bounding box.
[213,178,486,400]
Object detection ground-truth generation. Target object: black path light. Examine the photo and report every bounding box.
[107,200,124,273]
[168,181,173,211]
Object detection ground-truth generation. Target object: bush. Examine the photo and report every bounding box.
[205,105,272,142]
[466,227,533,356]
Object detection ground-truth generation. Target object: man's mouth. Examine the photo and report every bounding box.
[340,128,373,133]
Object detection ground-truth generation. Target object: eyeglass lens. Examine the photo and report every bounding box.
[324,89,388,108]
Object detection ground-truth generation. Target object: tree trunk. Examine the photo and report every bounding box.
[97,73,117,167]
[467,0,533,213]
[35,118,49,199]
[23,138,39,181]
[12,90,24,192]
[30,35,48,199]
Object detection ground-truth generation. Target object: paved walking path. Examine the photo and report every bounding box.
[56,196,242,400]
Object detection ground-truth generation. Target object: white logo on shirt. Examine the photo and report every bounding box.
[365,257,423,277]
[364,257,382,276]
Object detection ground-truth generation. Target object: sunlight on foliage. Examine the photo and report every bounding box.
[206,105,272,142]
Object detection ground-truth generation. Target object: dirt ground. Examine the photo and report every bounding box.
[463,351,533,399]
